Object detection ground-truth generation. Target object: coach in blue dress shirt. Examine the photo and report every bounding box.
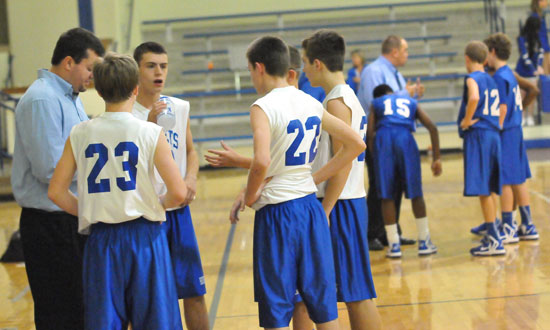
[358,35,424,250]
[11,28,104,330]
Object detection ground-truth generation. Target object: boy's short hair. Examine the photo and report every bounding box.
[484,33,512,61]
[301,30,345,72]
[381,35,403,55]
[373,84,394,98]
[288,45,301,71]
[465,41,488,64]
[94,53,139,103]
[51,27,105,65]
[133,41,167,65]
[247,36,289,77]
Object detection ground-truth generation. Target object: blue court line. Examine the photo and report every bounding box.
[208,223,237,328]
[213,292,548,320]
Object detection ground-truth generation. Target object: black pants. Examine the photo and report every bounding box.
[366,148,403,242]
[19,208,87,330]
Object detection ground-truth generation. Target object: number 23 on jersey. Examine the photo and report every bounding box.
[86,141,139,194]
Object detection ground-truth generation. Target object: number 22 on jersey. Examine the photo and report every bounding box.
[86,142,139,194]
[285,116,321,166]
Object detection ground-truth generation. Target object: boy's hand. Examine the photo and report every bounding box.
[205,141,240,167]
[183,176,197,205]
[460,118,479,130]
[147,101,167,123]
[431,159,442,177]
[229,189,246,224]
[244,177,272,207]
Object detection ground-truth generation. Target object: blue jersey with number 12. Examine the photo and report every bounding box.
[457,71,500,137]
[372,94,418,132]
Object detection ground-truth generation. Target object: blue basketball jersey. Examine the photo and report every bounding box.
[457,71,500,137]
[493,65,523,129]
[371,94,417,132]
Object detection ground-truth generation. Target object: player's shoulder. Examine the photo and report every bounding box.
[164,95,190,111]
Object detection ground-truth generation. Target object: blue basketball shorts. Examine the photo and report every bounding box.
[463,128,502,196]
[164,206,206,299]
[253,194,337,328]
[328,197,377,302]
[294,198,377,304]
[374,127,423,199]
[500,126,531,185]
[83,218,182,330]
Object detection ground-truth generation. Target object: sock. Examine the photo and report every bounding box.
[519,205,532,225]
[512,209,518,226]
[416,217,429,241]
[487,221,499,240]
[385,224,399,247]
[502,212,513,227]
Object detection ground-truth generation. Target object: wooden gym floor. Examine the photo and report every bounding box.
[1,152,549,329]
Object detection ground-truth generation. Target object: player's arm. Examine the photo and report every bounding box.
[514,72,539,109]
[244,105,271,207]
[494,77,508,129]
[416,106,442,176]
[460,78,480,129]
[154,131,188,209]
[184,117,199,204]
[312,110,365,185]
[319,99,353,218]
[205,141,252,169]
[366,109,377,153]
[48,137,78,216]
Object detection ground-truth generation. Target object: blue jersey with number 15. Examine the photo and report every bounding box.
[457,71,500,137]
[372,94,418,132]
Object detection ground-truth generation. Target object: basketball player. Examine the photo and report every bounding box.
[48,53,186,329]
[368,84,441,258]
[132,42,209,330]
[301,29,381,329]
[232,36,364,329]
[484,33,539,242]
[458,41,504,256]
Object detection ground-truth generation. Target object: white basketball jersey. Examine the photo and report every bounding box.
[312,84,367,199]
[251,86,324,210]
[132,95,189,196]
[70,112,165,234]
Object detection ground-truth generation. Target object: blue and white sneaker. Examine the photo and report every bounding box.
[386,243,402,258]
[418,236,437,256]
[499,222,519,244]
[518,223,539,240]
[471,233,505,257]
[471,218,501,236]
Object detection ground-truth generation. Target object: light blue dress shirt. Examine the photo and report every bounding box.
[357,55,409,117]
[11,69,88,211]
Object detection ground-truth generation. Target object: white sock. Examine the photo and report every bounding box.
[385,224,399,246]
[416,217,429,241]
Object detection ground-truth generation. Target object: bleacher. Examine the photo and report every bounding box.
[0,0,539,170]
[138,0,512,159]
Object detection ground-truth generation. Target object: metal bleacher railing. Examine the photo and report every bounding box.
[0,91,17,172]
